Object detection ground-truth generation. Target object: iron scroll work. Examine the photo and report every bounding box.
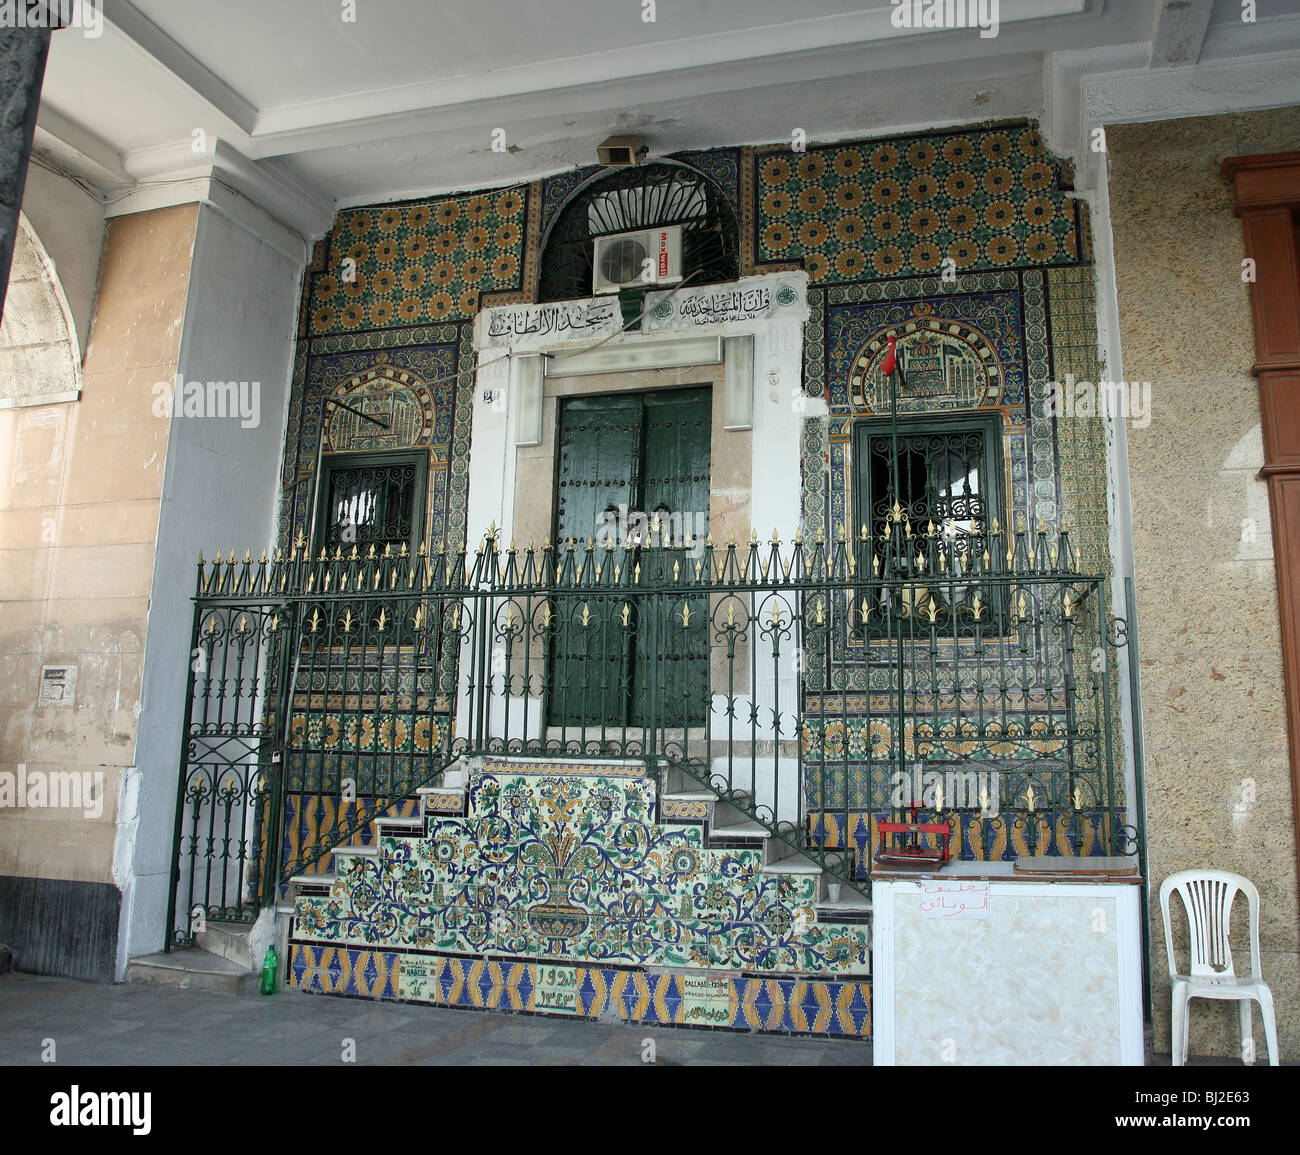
[166,517,1136,948]
[536,160,740,303]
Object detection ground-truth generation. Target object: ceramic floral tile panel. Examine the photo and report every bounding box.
[294,765,870,975]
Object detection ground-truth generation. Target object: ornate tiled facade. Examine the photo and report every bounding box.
[275,119,1118,1035]
[288,760,871,1037]
[749,126,1084,283]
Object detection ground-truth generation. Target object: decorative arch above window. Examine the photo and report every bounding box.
[537,159,739,302]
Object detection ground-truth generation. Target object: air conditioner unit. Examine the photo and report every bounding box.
[592,226,683,294]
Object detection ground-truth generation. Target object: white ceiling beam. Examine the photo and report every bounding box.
[1148,0,1216,68]
[101,0,259,135]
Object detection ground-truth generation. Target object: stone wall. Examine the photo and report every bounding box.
[1108,108,1300,1060]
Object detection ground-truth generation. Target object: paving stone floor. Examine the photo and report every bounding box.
[0,973,872,1066]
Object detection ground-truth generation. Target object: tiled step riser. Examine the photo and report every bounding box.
[291,757,873,1043]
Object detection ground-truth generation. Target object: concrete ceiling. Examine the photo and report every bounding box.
[31,0,1300,245]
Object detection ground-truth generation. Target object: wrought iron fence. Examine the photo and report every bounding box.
[166,519,1137,948]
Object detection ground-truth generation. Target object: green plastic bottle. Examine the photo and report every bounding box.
[260,945,279,995]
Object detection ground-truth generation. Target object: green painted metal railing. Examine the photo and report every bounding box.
[166,522,1139,949]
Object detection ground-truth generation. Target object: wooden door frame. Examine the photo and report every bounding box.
[1223,151,1300,900]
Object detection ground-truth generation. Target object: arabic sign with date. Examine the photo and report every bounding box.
[535,964,579,1014]
[919,880,991,919]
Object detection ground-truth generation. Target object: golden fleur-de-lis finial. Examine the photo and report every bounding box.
[580,603,591,628]
[917,553,927,573]
[923,596,938,624]
[1025,784,1036,813]
[342,609,353,633]
[727,601,736,627]
[376,607,387,632]
[680,601,694,628]
[621,603,631,629]
[814,598,825,625]
[673,559,680,581]
[541,602,553,629]
[972,594,983,620]
[861,596,872,623]
[412,606,424,630]
[1063,592,1074,618]
[934,780,944,811]
[769,602,782,628]
[1073,783,1084,811]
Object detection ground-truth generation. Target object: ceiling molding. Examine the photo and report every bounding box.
[101,0,259,133]
[106,138,334,247]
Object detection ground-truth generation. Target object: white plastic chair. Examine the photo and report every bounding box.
[1159,869,1279,1066]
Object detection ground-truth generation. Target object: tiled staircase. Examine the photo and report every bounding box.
[284,756,873,1038]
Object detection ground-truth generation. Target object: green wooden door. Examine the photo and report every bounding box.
[549,388,711,729]
[633,390,711,727]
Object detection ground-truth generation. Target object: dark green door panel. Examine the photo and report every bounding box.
[548,388,711,729]
[633,390,711,727]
